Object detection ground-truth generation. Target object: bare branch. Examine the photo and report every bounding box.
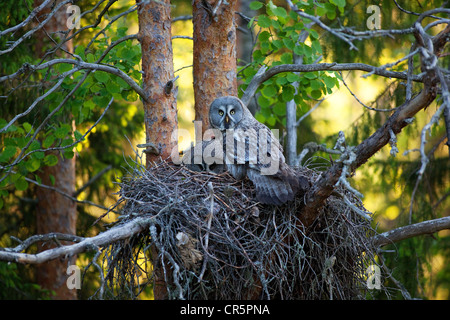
[0,216,152,264]
[0,0,72,56]
[240,62,424,106]
[372,216,450,247]
[0,0,53,38]
[299,21,450,226]
[0,58,146,100]
[286,0,358,50]
[84,3,138,51]
[172,15,192,22]
[73,165,114,198]
[339,72,397,112]
[7,233,85,254]
[0,71,91,184]
[0,68,78,133]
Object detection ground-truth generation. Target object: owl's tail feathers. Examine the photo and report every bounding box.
[247,169,309,205]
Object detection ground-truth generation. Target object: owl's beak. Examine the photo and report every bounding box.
[225,115,229,124]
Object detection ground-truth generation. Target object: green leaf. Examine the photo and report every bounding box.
[55,126,69,139]
[90,84,102,93]
[266,115,276,126]
[86,53,95,63]
[94,72,110,84]
[330,0,345,8]
[312,40,322,54]
[74,130,83,141]
[106,81,121,94]
[286,73,300,83]
[49,174,55,186]
[258,95,272,108]
[254,112,266,124]
[258,31,271,42]
[310,80,322,90]
[303,44,313,56]
[282,38,295,50]
[23,122,32,133]
[63,149,75,159]
[29,140,40,151]
[14,177,28,191]
[126,91,138,102]
[271,39,283,49]
[273,103,286,116]
[304,72,317,79]
[84,99,96,110]
[309,29,319,39]
[276,77,288,85]
[249,1,264,10]
[280,52,293,64]
[325,3,336,20]
[118,47,135,61]
[294,45,304,56]
[311,89,322,99]
[323,76,336,89]
[272,7,287,19]
[34,174,42,186]
[115,77,129,89]
[0,146,17,162]
[42,135,55,148]
[316,6,327,16]
[281,85,295,102]
[44,154,59,167]
[25,159,40,172]
[261,85,278,98]
[257,15,272,28]
[93,95,111,108]
[33,151,45,160]
[75,45,85,59]
[247,16,256,28]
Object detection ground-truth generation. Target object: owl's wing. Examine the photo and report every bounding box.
[225,127,285,172]
[246,168,293,205]
[246,162,309,205]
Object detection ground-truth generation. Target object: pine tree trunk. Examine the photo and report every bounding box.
[137,0,178,299]
[138,0,178,166]
[35,153,77,299]
[34,0,77,300]
[193,0,238,132]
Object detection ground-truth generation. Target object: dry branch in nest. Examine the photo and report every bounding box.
[97,158,384,300]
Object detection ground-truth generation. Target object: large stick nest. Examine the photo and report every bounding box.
[98,159,382,300]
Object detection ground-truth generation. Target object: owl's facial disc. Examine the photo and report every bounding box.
[224,105,237,129]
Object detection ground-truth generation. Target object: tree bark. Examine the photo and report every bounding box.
[34,0,77,300]
[193,0,238,132]
[35,154,77,299]
[138,0,178,165]
[137,0,178,299]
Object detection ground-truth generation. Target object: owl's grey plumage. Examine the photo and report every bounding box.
[206,96,307,205]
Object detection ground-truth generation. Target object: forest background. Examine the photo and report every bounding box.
[0,0,449,300]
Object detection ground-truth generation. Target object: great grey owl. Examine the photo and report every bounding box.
[202,96,307,205]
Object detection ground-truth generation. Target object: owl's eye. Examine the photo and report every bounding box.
[218,110,224,116]
[230,109,235,115]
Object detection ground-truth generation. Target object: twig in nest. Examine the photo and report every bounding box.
[198,182,215,282]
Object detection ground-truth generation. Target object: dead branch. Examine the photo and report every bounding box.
[0,0,72,55]
[0,59,146,104]
[372,216,450,247]
[240,62,424,106]
[300,22,450,227]
[0,216,152,264]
